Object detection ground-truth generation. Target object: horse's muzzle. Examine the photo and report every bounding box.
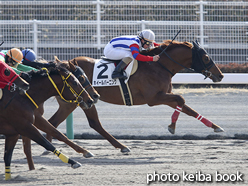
[91,93,100,104]
[212,74,224,82]
[79,98,94,109]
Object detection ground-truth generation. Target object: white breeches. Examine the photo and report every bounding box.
[104,43,134,61]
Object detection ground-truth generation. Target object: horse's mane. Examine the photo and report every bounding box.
[24,62,68,82]
[160,40,193,50]
[141,40,193,56]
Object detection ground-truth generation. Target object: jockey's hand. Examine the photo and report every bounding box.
[153,55,160,62]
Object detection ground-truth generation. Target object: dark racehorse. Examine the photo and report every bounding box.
[21,60,98,170]
[0,62,94,180]
[42,40,224,154]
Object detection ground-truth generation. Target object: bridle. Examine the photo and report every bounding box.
[72,66,92,91]
[25,68,86,108]
[157,40,215,79]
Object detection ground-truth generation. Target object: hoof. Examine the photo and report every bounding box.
[168,126,175,134]
[71,162,82,169]
[83,151,94,158]
[121,147,131,153]
[214,127,224,133]
[41,150,51,156]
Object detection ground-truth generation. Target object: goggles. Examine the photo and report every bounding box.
[143,39,153,47]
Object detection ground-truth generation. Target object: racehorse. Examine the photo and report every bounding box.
[21,60,98,170]
[0,62,94,180]
[46,40,224,153]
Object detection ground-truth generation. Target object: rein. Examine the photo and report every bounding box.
[158,44,214,79]
[158,45,195,76]
[26,68,85,108]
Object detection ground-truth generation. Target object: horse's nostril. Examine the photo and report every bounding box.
[219,74,224,79]
[88,99,94,104]
[93,94,100,99]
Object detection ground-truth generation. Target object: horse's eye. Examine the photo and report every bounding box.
[203,55,210,62]
[78,76,85,83]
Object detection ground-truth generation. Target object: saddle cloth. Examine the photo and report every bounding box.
[92,58,137,87]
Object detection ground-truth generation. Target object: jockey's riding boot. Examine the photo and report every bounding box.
[112,60,128,80]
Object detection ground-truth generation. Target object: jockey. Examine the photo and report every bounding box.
[0,48,54,79]
[104,29,160,80]
[0,48,37,75]
[21,48,49,68]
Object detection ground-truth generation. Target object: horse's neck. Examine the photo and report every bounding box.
[76,58,95,82]
[160,47,192,75]
[28,75,63,105]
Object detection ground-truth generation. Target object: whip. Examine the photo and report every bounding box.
[159,29,181,56]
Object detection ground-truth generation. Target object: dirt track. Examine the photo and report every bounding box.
[1,88,248,185]
[0,139,247,185]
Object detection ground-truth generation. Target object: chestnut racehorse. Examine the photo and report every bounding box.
[42,40,224,154]
[0,62,94,180]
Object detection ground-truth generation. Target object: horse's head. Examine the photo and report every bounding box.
[50,61,94,109]
[0,61,29,91]
[191,40,224,82]
[68,59,100,104]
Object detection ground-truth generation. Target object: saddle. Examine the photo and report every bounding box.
[101,57,138,76]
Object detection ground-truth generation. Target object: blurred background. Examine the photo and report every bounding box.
[0,0,247,64]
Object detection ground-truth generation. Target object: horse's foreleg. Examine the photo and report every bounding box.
[181,104,224,132]
[83,106,130,153]
[4,134,19,180]
[46,98,77,142]
[148,92,185,134]
[18,124,81,169]
[22,136,35,170]
[167,102,224,134]
[34,112,94,158]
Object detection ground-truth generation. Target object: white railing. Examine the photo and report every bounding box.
[0,1,247,64]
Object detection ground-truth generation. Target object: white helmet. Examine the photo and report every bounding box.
[139,29,155,42]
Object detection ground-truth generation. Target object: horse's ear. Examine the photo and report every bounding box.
[195,40,201,46]
[192,40,199,49]
[68,60,76,71]
[54,56,61,63]
[73,58,79,66]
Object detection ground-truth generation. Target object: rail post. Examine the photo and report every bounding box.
[195,0,208,48]
[29,19,41,56]
[66,113,74,139]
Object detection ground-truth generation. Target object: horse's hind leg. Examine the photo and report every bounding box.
[4,134,20,180]
[47,99,130,153]
[83,106,130,153]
